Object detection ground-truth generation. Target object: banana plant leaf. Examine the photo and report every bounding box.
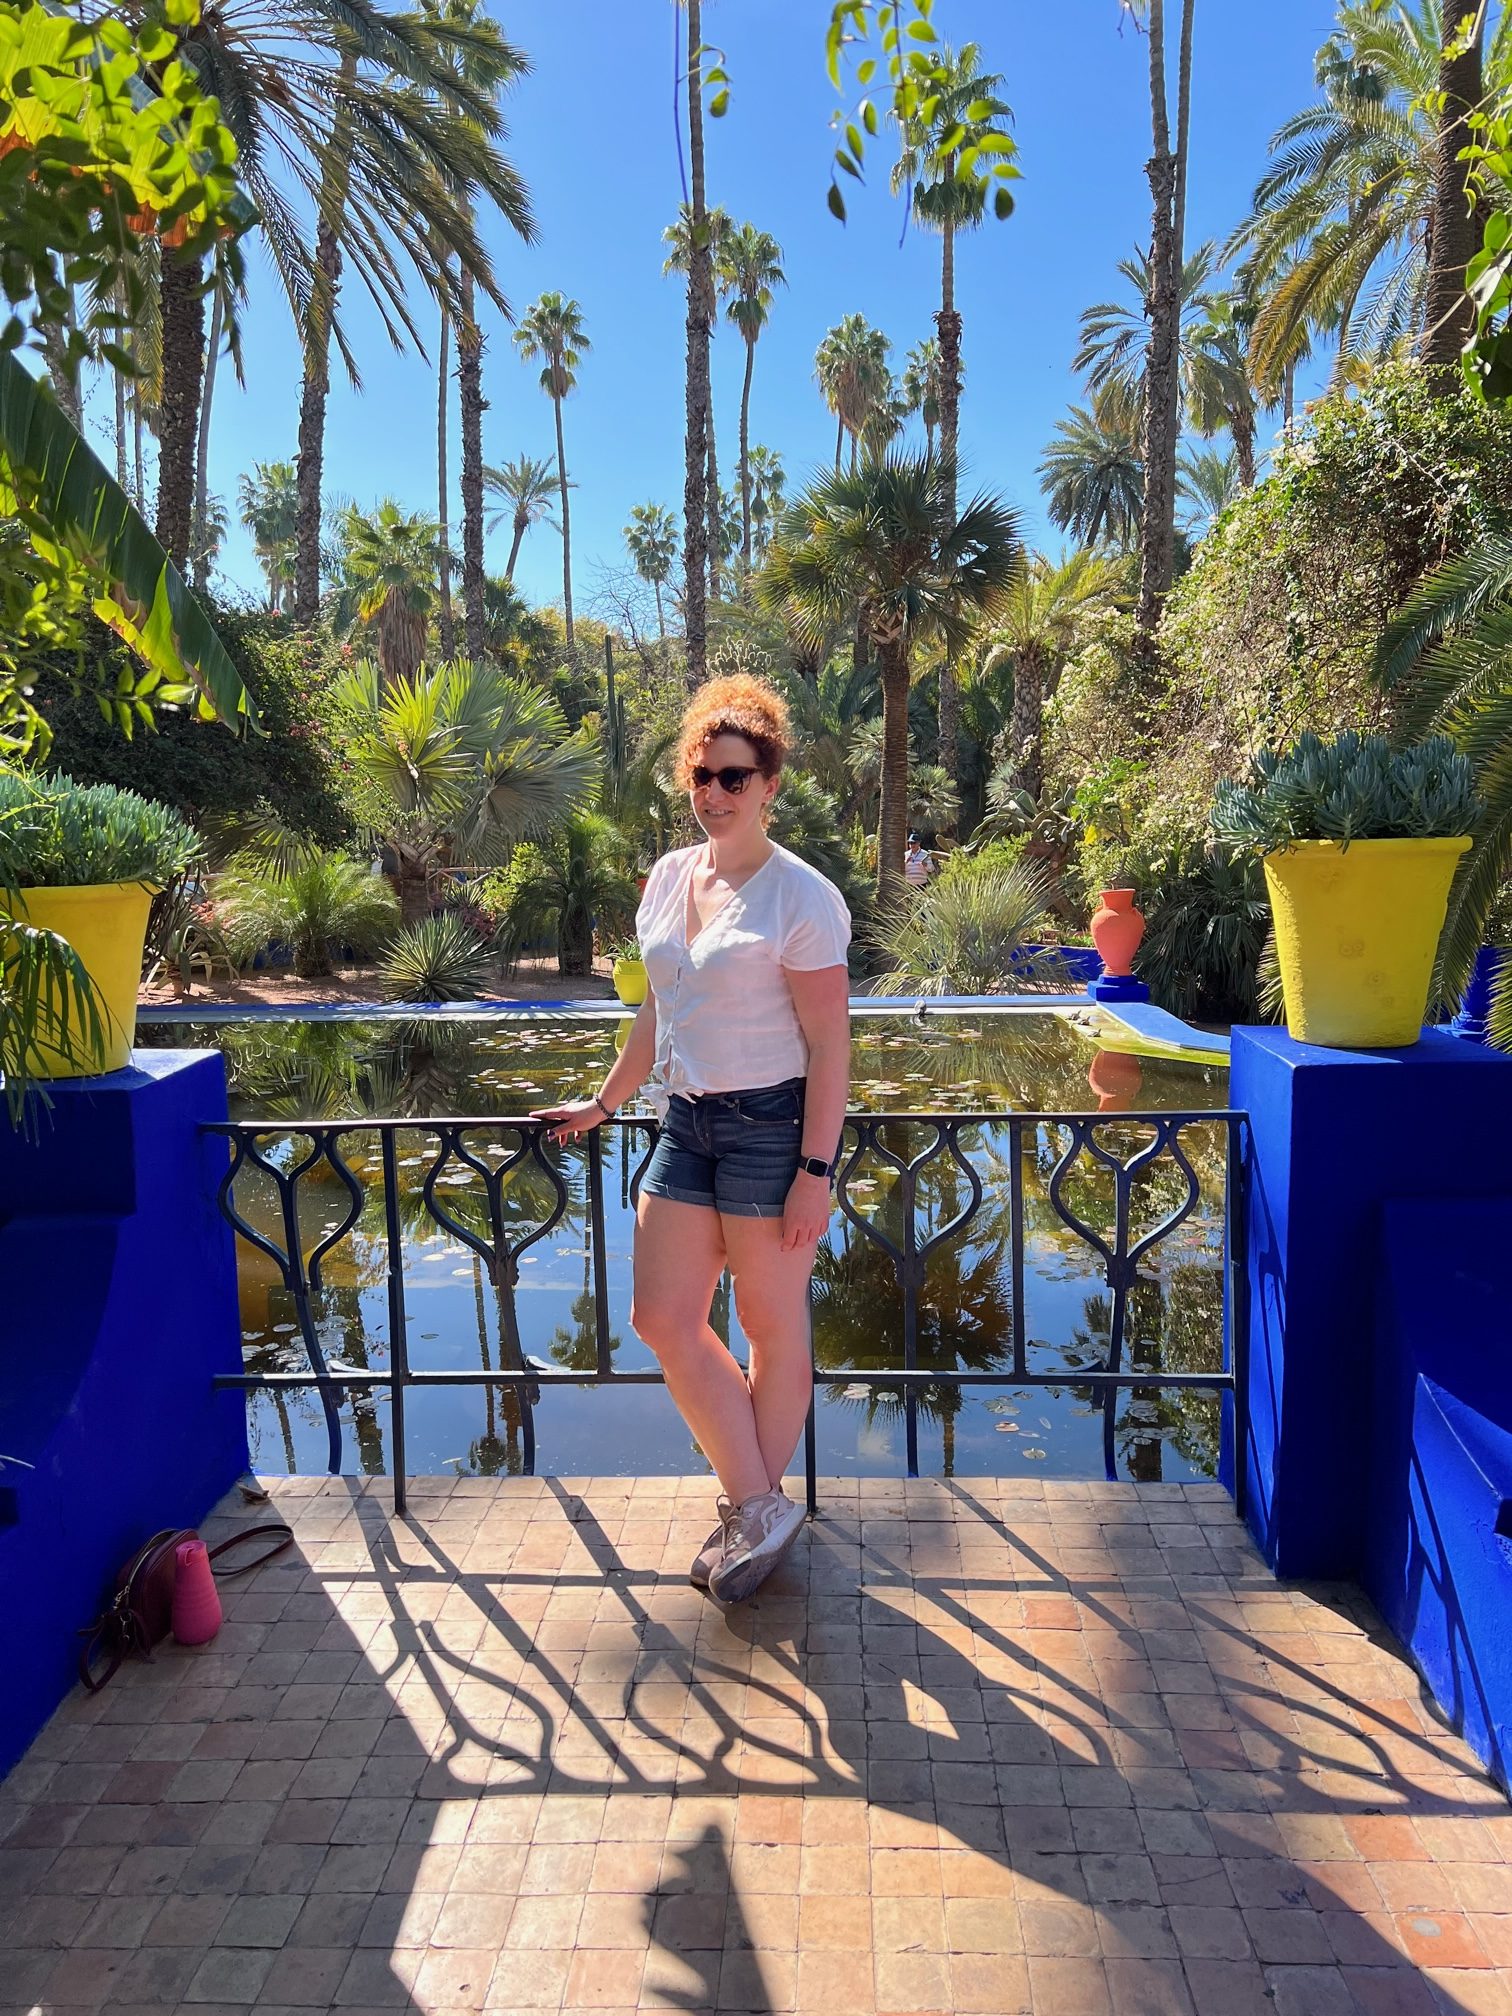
[0,351,255,731]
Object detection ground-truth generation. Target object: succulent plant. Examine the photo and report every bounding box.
[0,770,199,889]
[1211,732,1480,851]
[379,912,494,1003]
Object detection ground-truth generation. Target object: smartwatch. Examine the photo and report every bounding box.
[799,1153,835,1180]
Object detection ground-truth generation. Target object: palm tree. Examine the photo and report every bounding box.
[746,444,786,562]
[335,658,598,920]
[1229,3,1512,393]
[1178,444,1242,535]
[717,223,785,567]
[814,315,894,473]
[133,0,529,603]
[978,548,1128,800]
[677,0,717,684]
[499,810,640,975]
[901,338,943,454]
[1185,293,1262,488]
[761,454,1020,903]
[483,454,560,582]
[237,460,300,612]
[329,500,442,684]
[513,292,588,653]
[624,503,680,641]
[1038,385,1144,548]
[1075,242,1221,414]
[217,850,400,978]
[664,202,734,612]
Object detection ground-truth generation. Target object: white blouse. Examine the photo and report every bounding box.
[635,842,851,1106]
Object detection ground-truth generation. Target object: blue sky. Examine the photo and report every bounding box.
[162,0,1340,615]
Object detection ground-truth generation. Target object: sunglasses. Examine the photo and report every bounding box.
[691,764,760,794]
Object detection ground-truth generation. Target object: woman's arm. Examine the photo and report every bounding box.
[532,988,658,1143]
[782,963,851,1251]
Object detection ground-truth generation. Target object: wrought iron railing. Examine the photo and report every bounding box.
[207,1109,1247,1517]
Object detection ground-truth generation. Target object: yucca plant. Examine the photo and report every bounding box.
[0,771,198,888]
[215,850,400,979]
[1211,732,1480,850]
[871,854,1066,997]
[379,912,493,1003]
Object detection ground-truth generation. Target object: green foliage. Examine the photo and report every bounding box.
[870,853,1065,997]
[1124,835,1272,1023]
[0,768,198,888]
[1211,731,1480,850]
[766,771,871,925]
[0,915,103,1130]
[33,609,355,844]
[379,912,493,1003]
[491,810,638,977]
[215,850,399,979]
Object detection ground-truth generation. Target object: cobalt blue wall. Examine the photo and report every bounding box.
[0,1052,248,1778]
[1233,1027,1512,1580]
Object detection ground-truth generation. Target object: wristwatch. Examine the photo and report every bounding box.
[799,1153,836,1181]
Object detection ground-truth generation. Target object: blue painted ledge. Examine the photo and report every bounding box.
[0,1052,249,1775]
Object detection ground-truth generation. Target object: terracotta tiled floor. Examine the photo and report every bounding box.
[3,1474,1510,2015]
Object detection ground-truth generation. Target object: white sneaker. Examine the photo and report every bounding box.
[690,1498,735,1589]
[707,1489,807,1608]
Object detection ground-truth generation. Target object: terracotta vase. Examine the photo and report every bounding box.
[1087,1049,1143,1113]
[1090,888,1145,979]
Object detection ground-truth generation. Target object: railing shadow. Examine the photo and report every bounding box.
[12,1475,1501,2013]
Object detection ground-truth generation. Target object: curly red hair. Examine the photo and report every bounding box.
[673,673,792,789]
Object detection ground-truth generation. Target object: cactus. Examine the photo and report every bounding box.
[1211,732,1480,851]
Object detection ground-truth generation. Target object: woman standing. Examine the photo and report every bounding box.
[535,675,851,1608]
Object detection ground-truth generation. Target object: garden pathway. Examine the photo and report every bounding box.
[3,1475,1510,2015]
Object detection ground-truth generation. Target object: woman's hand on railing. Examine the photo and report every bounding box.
[531,1099,610,1147]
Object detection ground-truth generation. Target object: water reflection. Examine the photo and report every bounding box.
[167,1010,1230,1483]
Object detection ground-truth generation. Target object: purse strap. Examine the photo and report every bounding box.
[77,1523,294,1693]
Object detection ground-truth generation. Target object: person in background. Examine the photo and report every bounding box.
[904,833,935,888]
[532,674,851,1608]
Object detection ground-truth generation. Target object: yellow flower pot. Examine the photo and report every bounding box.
[1263,836,1470,1048]
[3,882,155,1075]
[612,956,647,1007]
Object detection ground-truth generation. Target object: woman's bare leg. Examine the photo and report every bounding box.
[631,1194,770,1504]
[721,1214,818,1493]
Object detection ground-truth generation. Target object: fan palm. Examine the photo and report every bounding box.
[978,548,1129,799]
[513,292,588,651]
[1038,384,1144,549]
[329,501,443,684]
[717,223,786,567]
[901,339,944,455]
[335,657,598,920]
[760,453,1020,901]
[483,454,560,582]
[623,503,680,641]
[1373,537,1512,1025]
[1227,2,1512,392]
[814,314,895,474]
[746,445,786,562]
[237,460,299,612]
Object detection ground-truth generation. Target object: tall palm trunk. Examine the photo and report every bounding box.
[707,398,721,600]
[1232,407,1257,488]
[132,360,145,508]
[653,578,666,641]
[1008,642,1046,800]
[1282,359,1295,435]
[935,210,962,830]
[1162,0,1197,513]
[550,387,575,649]
[113,311,128,490]
[834,410,844,474]
[738,334,755,567]
[504,510,528,582]
[294,61,355,626]
[155,250,205,572]
[192,280,224,591]
[457,262,487,664]
[682,0,713,687]
[1134,0,1179,669]
[1423,2,1485,374]
[41,289,83,428]
[877,636,911,905]
[437,299,456,659]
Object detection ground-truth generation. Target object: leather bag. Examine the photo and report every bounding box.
[78,1522,293,1692]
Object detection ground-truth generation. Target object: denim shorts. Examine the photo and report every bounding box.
[640,1078,806,1220]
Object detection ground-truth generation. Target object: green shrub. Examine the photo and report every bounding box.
[379,913,494,1003]
[1212,732,1480,848]
[31,608,356,845]
[0,770,199,887]
[215,850,400,980]
[871,854,1066,997]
